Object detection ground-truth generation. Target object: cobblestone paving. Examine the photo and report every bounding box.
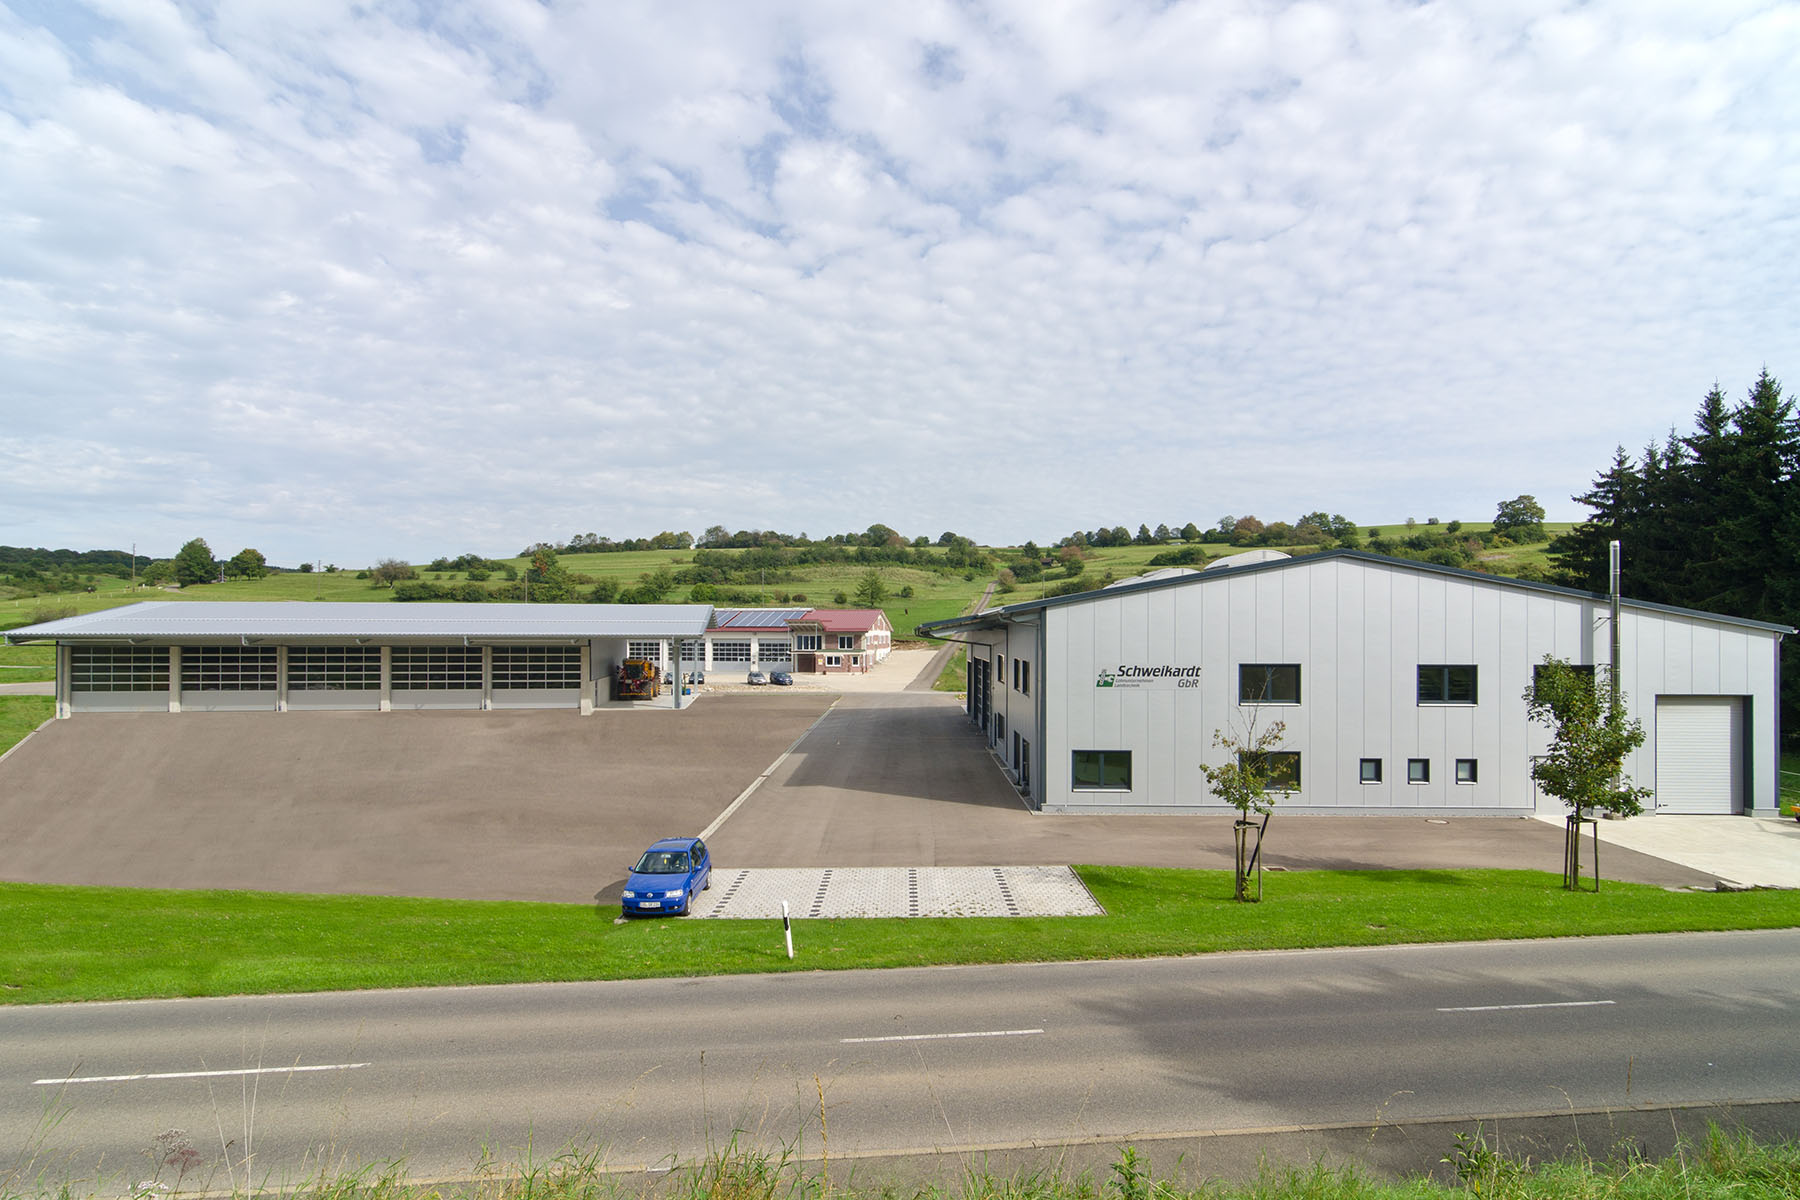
[692,866,1104,918]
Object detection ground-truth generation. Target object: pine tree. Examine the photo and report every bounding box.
[1548,447,1638,591]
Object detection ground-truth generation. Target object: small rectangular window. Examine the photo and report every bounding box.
[1359,758,1382,784]
[1455,758,1478,784]
[1239,664,1301,704]
[1407,758,1431,784]
[1240,750,1301,792]
[1072,749,1132,791]
[838,635,855,650]
[1418,665,1478,704]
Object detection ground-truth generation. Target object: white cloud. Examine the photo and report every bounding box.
[1,0,1797,564]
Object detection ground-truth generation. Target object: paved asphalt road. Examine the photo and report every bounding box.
[7,930,1797,1189]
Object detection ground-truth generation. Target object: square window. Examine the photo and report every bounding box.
[1240,751,1301,791]
[1418,665,1478,704]
[1072,749,1131,790]
[1407,758,1430,784]
[1359,758,1382,783]
[1239,664,1301,704]
[1456,758,1478,784]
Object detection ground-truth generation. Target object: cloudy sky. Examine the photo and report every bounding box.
[3,0,1797,566]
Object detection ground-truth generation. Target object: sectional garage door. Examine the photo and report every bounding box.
[1654,697,1744,814]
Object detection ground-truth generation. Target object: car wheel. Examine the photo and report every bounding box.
[702,873,711,891]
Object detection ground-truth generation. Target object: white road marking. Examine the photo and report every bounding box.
[841,1028,1044,1044]
[36,1062,370,1086]
[1438,1000,1616,1013]
[699,699,840,841]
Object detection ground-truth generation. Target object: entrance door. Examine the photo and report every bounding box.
[1654,696,1744,814]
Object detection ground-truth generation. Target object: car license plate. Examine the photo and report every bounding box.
[639,901,661,909]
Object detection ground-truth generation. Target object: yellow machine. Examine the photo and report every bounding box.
[613,658,661,701]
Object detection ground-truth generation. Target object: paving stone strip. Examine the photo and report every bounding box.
[691,866,1104,919]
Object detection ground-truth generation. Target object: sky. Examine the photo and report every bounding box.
[3,0,1797,567]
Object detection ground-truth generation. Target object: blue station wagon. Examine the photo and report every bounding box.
[621,837,712,916]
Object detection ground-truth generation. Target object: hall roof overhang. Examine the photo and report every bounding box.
[2,601,716,645]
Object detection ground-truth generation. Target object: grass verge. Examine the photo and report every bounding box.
[932,643,967,692]
[3,867,1796,1005]
[9,1122,1797,1200]
[0,695,53,758]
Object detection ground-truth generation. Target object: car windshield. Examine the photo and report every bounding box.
[633,850,690,874]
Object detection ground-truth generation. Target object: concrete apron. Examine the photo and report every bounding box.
[1534,812,1800,889]
[691,866,1105,918]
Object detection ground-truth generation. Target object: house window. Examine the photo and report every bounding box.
[1072,750,1132,790]
[1239,664,1301,704]
[996,653,1005,682]
[1020,661,1030,695]
[1407,758,1431,784]
[824,654,841,667]
[1456,758,1479,784]
[1418,665,1478,704]
[1241,751,1301,791]
[838,635,855,650]
[796,634,822,652]
[1359,758,1382,784]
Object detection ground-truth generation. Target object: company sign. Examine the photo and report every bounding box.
[1095,665,1202,691]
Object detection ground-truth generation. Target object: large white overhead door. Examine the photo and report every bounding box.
[1654,696,1743,814]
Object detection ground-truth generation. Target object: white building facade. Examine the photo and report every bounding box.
[924,551,1788,817]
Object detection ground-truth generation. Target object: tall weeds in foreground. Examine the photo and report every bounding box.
[9,1126,1799,1200]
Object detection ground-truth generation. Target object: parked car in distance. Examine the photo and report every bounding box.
[747,670,769,685]
[621,837,712,916]
[768,670,794,686]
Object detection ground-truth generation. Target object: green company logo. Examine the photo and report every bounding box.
[1095,669,1116,688]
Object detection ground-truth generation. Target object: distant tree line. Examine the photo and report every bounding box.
[1548,370,1797,744]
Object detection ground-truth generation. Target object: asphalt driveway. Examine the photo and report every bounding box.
[0,696,830,903]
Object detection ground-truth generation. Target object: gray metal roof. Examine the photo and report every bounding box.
[917,549,1795,638]
[3,601,715,643]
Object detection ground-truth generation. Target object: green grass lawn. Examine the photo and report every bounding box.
[1781,750,1799,816]
[4,867,1795,1005]
[933,643,968,692]
[0,640,54,682]
[0,695,54,757]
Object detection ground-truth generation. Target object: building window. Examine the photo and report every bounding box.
[757,639,792,662]
[1241,751,1301,791]
[180,645,277,692]
[1020,661,1030,695]
[1359,758,1382,784]
[711,640,752,663]
[491,646,581,689]
[69,645,169,693]
[1011,730,1020,768]
[1239,664,1301,704]
[289,645,381,691]
[824,654,841,667]
[1418,665,1478,704]
[680,641,704,661]
[1455,758,1478,784]
[1072,749,1132,790]
[838,635,855,650]
[391,646,482,690]
[996,653,1005,682]
[796,633,822,652]
[627,640,663,663]
[1020,738,1031,788]
[1407,758,1431,784]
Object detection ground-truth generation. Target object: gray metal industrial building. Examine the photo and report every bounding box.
[923,550,1788,817]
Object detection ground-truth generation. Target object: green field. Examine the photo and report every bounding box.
[4,867,1796,1006]
[0,695,53,757]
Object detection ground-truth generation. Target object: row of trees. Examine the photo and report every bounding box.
[1549,370,1798,744]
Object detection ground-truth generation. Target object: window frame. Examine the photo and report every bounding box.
[1455,758,1479,784]
[1071,749,1132,791]
[1417,664,1478,705]
[1407,758,1431,784]
[1239,663,1302,705]
[1359,758,1382,784]
[1240,750,1301,792]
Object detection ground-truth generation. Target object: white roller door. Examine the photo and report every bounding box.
[1654,697,1743,814]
